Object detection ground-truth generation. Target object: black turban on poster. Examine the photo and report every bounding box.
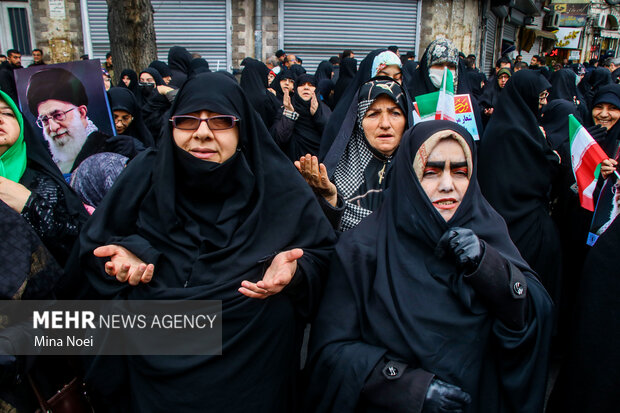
[26,68,88,115]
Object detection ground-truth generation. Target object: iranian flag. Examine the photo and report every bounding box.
[569,115,609,211]
[435,67,456,122]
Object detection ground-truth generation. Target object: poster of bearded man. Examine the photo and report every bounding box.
[14,59,116,177]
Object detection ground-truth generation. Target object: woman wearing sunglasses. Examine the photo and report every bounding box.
[75,72,336,412]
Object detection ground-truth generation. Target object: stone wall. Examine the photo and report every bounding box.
[231,0,279,66]
[30,0,85,63]
[262,0,279,60]
[419,0,482,58]
[231,0,254,67]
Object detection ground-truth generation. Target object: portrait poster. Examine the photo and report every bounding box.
[587,176,619,246]
[13,59,115,139]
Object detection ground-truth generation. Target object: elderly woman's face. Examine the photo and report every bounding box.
[172,110,239,163]
[593,102,620,130]
[420,138,470,222]
[0,100,20,156]
[362,95,406,156]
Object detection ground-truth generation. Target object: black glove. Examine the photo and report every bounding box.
[435,227,483,273]
[107,134,137,158]
[422,378,471,413]
[586,124,607,142]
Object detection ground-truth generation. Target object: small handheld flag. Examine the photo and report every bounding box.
[569,115,610,211]
[435,67,456,122]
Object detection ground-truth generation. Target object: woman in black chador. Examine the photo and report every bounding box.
[76,72,336,412]
[304,121,553,413]
[477,70,563,303]
[271,73,331,161]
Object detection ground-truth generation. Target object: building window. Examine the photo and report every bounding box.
[0,2,34,55]
[8,7,32,54]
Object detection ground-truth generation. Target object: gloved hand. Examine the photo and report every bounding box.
[435,227,483,273]
[107,135,137,158]
[586,124,607,142]
[422,378,472,413]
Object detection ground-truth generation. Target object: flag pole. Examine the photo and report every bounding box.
[614,170,620,181]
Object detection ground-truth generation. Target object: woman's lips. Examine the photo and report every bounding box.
[190,148,216,159]
[433,198,458,210]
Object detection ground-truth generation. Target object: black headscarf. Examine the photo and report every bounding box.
[466,70,486,100]
[282,74,331,160]
[314,61,333,83]
[479,68,510,109]
[306,120,552,413]
[320,49,387,159]
[325,77,413,231]
[549,68,578,101]
[189,57,211,76]
[167,46,193,88]
[289,63,307,80]
[578,68,611,114]
[148,60,172,79]
[107,87,155,147]
[271,67,295,99]
[333,57,358,106]
[541,99,580,151]
[77,72,336,411]
[139,67,165,86]
[239,57,274,126]
[117,68,139,95]
[478,70,562,294]
[591,84,620,158]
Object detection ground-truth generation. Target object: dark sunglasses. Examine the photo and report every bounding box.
[169,115,240,131]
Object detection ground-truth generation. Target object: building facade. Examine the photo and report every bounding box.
[9,0,610,74]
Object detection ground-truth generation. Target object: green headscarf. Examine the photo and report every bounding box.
[0,90,27,182]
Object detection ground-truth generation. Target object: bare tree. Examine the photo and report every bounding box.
[106,0,158,84]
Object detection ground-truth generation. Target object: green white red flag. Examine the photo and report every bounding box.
[435,67,455,122]
[569,115,609,211]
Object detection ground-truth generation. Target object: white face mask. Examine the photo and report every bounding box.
[428,67,457,88]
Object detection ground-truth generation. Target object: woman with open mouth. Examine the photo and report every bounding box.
[295,75,413,231]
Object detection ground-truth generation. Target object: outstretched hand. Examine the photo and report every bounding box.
[294,154,338,206]
[239,249,303,299]
[93,244,154,286]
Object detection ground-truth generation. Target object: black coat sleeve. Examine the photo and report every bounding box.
[464,241,528,330]
[360,358,434,413]
[270,109,296,149]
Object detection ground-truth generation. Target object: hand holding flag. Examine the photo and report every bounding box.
[569,115,614,211]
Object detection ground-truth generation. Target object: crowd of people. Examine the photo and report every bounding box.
[0,38,618,412]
